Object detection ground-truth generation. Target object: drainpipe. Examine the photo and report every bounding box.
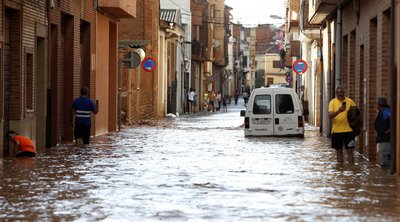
[136,65,141,122]
[335,6,342,87]
[390,0,397,175]
[326,20,332,136]
[319,27,324,134]
[118,60,122,131]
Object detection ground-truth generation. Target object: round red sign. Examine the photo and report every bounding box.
[141,57,157,72]
[292,59,308,75]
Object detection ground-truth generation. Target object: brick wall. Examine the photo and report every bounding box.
[0,1,47,155]
[119,0,145,40]
[255,24,277,54]
[118,0,160,123]
[341,0,391,162]
[8,9,22,120]
[49,0,97,145]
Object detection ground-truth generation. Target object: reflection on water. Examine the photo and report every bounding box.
[1,106,400,221]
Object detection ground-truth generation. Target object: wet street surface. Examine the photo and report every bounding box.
[1,101,400,221]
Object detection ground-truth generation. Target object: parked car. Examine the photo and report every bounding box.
[240,86,304,137]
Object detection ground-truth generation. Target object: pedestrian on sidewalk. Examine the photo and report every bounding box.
[7,130,36,157]
[374,97,391,167]
[328,86,356,164]
[70,87,99,145]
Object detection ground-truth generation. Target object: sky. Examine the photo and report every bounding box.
[225,0,286,27]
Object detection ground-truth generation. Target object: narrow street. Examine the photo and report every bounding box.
[1,100,400,221]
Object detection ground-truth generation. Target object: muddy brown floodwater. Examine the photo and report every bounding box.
[1,102,400,221]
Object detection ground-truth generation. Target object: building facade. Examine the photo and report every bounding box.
[0,0,48,157]
[301,0,397,172]
[0,0,136,158]
[118,0,158,123]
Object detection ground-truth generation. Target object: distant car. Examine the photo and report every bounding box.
[240,86,304,137]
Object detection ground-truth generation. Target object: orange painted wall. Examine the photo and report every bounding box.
[95,13,112,135]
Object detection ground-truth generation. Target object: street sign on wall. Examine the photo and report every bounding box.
[292,59,308,74]
[141,57,157,72]
[285,75,293,83]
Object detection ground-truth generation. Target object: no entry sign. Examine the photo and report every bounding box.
[141,57,157,72]
[293,59,308,75]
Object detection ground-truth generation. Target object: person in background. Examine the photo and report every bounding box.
[242,91,249,106]
[188,88,196,114]
[71,87,99,145]
[193,89,197,113]
[208,91,216,112]
[7,130,36,157]
[216,91,222,111]
[222,95,228,112]
[328,86,356,164]
[374,97,391,168]
[234,90,239,105]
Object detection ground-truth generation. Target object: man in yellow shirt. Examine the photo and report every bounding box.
[329,86,356,163]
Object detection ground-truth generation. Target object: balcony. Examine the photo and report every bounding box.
[309,0,346,24]
[98,0,136,18]
[300,0,320,39]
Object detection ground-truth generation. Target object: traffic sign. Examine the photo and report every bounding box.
[293,59,308,74]
[285,75,293,83]
[141,57,157,72]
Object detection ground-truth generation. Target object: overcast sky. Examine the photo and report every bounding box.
[225,0,286,27]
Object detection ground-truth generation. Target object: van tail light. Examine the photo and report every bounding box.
[298,116,304,128]
[244,117,249,129]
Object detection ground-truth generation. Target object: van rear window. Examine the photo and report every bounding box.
[253,95,271,114]
[276,94,294,114]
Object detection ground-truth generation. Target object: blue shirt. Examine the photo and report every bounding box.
[73,97,96,126]
[374,107,391,142]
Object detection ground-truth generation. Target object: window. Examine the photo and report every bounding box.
[243,56,248,67]
[210,5,215,19]
[253,95,271,114]
[26,53,33,110]
[276,94,294,114]
[267,78,274,86]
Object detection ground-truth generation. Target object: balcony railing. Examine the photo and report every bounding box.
[98,0,136,18]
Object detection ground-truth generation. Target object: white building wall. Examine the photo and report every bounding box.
[160,0,192,114]
[227,35,235,96]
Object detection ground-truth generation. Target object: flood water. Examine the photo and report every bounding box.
[1,101,400,221]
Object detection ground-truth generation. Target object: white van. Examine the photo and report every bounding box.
[240,86,304,137]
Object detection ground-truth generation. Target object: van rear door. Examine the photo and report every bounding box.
[249,93,274,136]
[273,92,299,136]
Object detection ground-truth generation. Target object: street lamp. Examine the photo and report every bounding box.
[269,15,284,20]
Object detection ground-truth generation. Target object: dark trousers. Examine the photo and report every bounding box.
[74,124,91,144]
[16,151,36,157]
